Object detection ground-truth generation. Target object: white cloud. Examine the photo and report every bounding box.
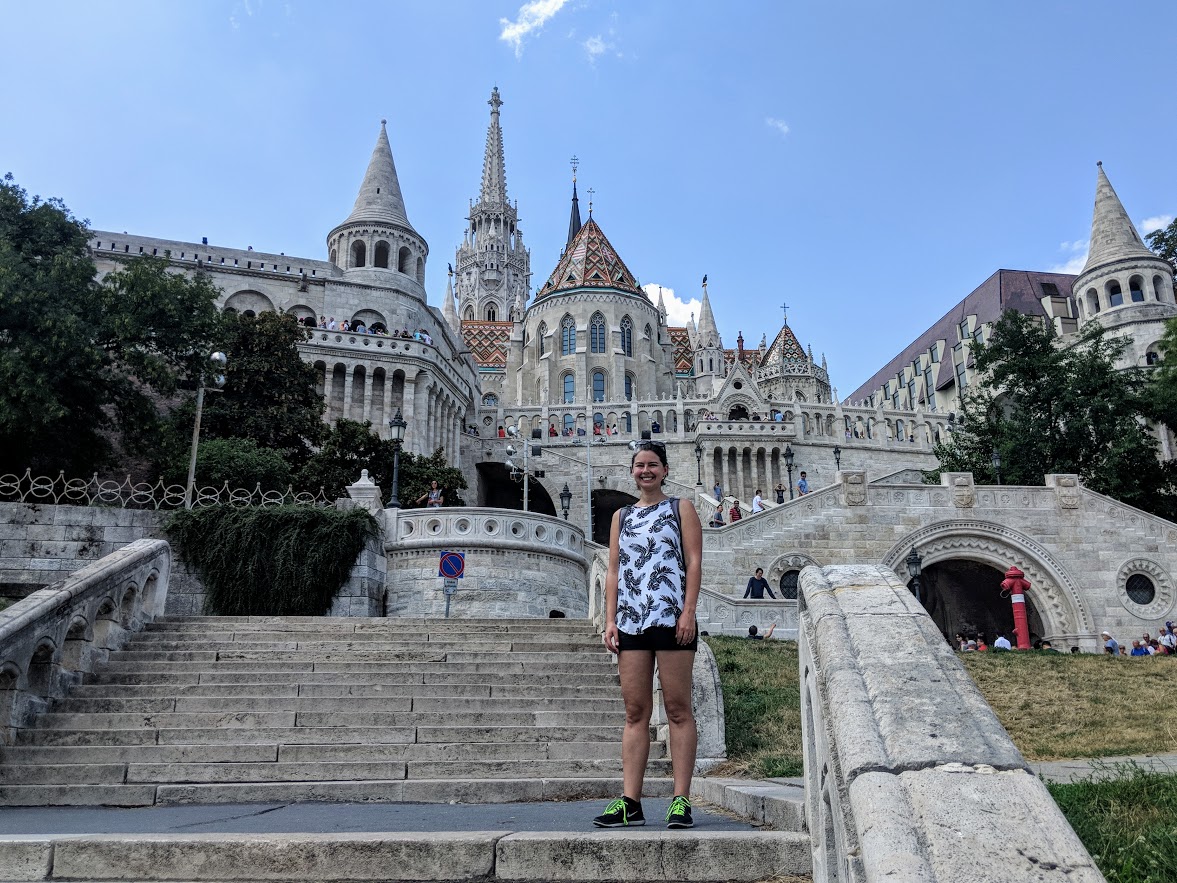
[584,35,608,60]
[643,284,701,328]
[765,117,790,137]
[1141,215,1174,235]
[500,0,572,57]
[1058,239,1086,253]
[1049,252,1089,274]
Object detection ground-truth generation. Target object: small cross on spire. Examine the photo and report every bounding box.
[779,301,790,324]
[570,155,579,182]
[586,187,595,216]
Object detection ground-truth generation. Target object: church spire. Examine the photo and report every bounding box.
[442,264,459,333]
[566,156,582,247]
[696,276,720,346]
[479,88,508,208]
[342,120,414,230]
[1082,162,1155,273]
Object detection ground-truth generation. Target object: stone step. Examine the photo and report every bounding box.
[36,710,622,731]
[0,829,812,880]
[124,640,606,655]
[17,725,634,747]
[53,695,625,715]
[86,670,620,687]
[94,659,615,674]
[147,617,597,632]
[1,740,659,765]
[69,682,623,700]
[106,650,611,665]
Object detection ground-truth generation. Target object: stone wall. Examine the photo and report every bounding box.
[798,564,1104,882]
[384,507,588,618]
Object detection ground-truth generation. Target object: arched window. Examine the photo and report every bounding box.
[708,358,714,373]
[590,312,607,353]
[563,373,575,403]
[486,306,497,321]
[594,412,604,430]
[779,570,800,600]
[561,315,576,355]
[1146,350,1161,366]
[624,374,634,401]
[482,393,499,406]
[563,413,575,433]
[330,248,338,265]
[1087,288,1100,314]
[1107,279,1124,307]
[537,322,547,357]
[464,305,475,320]
[623,411,632,432]
[350,240,366,268]
[644,323,652,341]
[1129,275,1145,302]
[620,316,633,357]
[1154,275,1167,302]
[397,246,412,274]
[374,241,390,269]
[593,370,606,402]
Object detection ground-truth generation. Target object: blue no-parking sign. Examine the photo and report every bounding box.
[439,551,465,579]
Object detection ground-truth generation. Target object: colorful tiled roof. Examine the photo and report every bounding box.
[461,320,512,369]
[536,217,644,299]
[762,323,807,365]
[668,326,693,376]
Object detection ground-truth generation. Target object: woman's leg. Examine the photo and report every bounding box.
[618,649,656,799]
[655,650,697,797]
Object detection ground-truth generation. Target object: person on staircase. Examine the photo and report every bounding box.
[597,440,702,830]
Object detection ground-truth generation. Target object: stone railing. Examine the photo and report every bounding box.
[0,470,332,510]
[798,564,1104,882]
[0,539,170,745]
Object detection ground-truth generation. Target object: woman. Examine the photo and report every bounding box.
[415,480,443,508]
[597,441,702,830]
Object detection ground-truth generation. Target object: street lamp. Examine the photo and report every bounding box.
[387,409,407,508]
[991,448,1002,486]
[694,441,704,486]
[833,445,841,471]
[559,484,572,520]
[784,444,795,500]
[906,546,924,605]
[184,351,228,510]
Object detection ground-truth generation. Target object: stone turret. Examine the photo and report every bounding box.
[327,120,428,296]
[693,278,725,396]
[453,88,531,324]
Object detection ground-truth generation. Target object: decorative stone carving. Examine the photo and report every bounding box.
[1044,474,1081,509]
[345,469,385,516]
[1116,557,1175,621]
[842,471,867,506]
[941,472,975,508]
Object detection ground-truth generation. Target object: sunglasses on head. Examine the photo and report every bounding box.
[635,441,666,451]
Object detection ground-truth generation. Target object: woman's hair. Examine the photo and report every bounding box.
[630,440,668,468]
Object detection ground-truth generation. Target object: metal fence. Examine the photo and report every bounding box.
[0,469,332,510]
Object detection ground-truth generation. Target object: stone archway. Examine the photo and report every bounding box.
[914,559,1045,646]
[475,462,556,516]
[881,520,1092,643]
[590,488,638,546]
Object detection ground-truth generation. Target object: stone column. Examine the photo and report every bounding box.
[362,365,373,424]
[342,363,354,420]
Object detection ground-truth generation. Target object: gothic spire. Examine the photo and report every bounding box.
[479,88,508,208]
[342,120,414,231]
[567,180,583,247]
[657,286,668,323]
[1081,162,1155,274]
[696,277,721,347]
[442,265,459,333]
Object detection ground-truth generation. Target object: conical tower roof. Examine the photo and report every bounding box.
[479,88,508,208]
[537,217,643,299]
[567,181,583,246]
[340,120,416,232]
[696,281,720,346]
[1081,162,1155,274]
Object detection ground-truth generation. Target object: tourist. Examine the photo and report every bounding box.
[596,439,702,830]
[1101,631,1119,655]
[708,504,725,528]
[1160,626,1176,652]
[729,500,743,522]
[415,480,443,508]
[797,472,809,495]
[743,568,775,599]
[774,482,785,504]
[746,623,777,640]
[548,425,558,437]
[975,635,989,652]
[318,315,327,328]
[993,633,1012,651]
[713,481,722,501]
[498,426,506,438]
[651,420,661,434]
[751,490,764,513]
[327,317,338,330]
[1130,640,1149,657]
[341,320,350,332]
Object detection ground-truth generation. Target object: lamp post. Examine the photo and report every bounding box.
[559,484,572,520]
[991,448,1002,485]
[784,444,795,500]
[184,351,228,510]
[694,441,704,486]
[833,445,841,471]
[906,546,924,605]
[387,409,407,508]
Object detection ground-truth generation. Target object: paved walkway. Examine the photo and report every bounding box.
[1029,752,1177,784]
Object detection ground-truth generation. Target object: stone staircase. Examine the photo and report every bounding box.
[0,616,673,807]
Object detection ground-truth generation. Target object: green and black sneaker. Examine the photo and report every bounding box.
[665,795,694,829]
[593,796,645,827]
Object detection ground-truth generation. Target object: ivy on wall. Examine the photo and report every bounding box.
[166,506,377,616]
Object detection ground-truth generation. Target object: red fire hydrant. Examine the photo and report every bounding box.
[1000,566,1031,650]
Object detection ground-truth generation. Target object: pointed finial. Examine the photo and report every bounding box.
[586,187,595,216]
[570,155,579,182]
[489,87,502,114]
[381,119,387,127]
[780,301,790,324]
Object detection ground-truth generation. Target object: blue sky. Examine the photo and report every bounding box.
[3,1,1175,394]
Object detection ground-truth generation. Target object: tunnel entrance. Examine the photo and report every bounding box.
[914,559,1044,646]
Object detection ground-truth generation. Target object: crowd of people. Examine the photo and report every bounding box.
[1101,625,1177,656]
[307,315,433,345]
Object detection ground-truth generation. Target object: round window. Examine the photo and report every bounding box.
[733,381,743,389]
[1126,574,1156,605]
[779,569,800,600]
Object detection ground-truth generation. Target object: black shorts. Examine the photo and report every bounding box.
[617,625,698,653]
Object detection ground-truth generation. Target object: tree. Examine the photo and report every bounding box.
[1146,216,1177,271]
[160,437,292,492]
[298,419,468,505]
[197,311,327,470]
[1144,316,1177,432]
[0,173,221,474]
[933,310,1177,519]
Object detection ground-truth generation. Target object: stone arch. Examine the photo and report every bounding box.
[464,305,475,321]
[286,303,315,324]
[767,552,820,600]
[224,290,275,315]
[0,662,19,744]
[416,256,425,285]
[119,584,139,629]
[880,520,1092,640]
[351,240,367,269]
[351,309,386,330]
[1129,274,1146,303]
[374,240,390,269]
[26,640,57,700]
[60,616,92,675]
[397,246,412,274]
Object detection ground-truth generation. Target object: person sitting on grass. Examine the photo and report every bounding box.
[746,623,777,640]
[1130,640,1149,657]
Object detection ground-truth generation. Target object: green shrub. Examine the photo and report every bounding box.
[165,505,377,616]
[162,437,292,491]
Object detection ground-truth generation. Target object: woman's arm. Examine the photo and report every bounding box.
[602,510,623,653]
[677,501,703,645]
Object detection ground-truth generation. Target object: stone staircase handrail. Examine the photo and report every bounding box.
[0,539,171,746]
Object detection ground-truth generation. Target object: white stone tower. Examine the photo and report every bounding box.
[454,88,531,323]
[326,120,428,298]
[1072,162,1176,369]
[693,278,726,397]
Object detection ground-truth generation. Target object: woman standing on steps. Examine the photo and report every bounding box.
[595,440,703,830]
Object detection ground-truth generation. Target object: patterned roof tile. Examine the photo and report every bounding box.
[461,320,512,369]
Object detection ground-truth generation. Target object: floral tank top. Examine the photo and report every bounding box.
[615,498,685,634]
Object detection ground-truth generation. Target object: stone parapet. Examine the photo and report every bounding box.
[798,564,1104,883]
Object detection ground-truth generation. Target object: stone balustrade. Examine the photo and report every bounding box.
[798,564,1105,883]
[0,539,170,745]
